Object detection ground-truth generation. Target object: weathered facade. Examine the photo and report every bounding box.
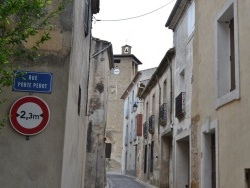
[120,68,156,177]
[0,0,100,187]
[138,48,175,187]
[84,38,113,188]
[166,1,195,187]
[105,45,142,172]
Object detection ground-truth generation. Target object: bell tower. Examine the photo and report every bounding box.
[122,45,132,54]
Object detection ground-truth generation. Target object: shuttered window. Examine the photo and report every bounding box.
[137,114,142,136]
[84,0,90,37]
[229,18,235,91]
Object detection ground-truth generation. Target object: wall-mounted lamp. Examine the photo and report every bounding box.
[133,101,143,112]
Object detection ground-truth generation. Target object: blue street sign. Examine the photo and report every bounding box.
[13,70,53,94]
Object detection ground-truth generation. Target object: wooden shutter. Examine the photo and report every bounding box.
[229,18,235,91]
[137,114,142,136]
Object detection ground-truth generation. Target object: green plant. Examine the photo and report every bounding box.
[0,0,67,129]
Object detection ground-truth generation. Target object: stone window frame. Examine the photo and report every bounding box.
[215,0,239,109]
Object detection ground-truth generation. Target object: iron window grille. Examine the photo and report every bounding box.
[143,122,148,139]
[159,103,167,126]
[175,92,186,119]
[148,115,155,134]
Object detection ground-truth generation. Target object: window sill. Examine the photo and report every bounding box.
[215,89,240,109]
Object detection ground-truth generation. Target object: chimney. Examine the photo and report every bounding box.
[121,45,132,54]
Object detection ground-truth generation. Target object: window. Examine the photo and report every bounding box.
[136,114,142,136]
[114,59,121,63]
[215,0,239,108]
[130,120,133,143]
[131,91,134,113]
[152,94,155,115]
[84,0,90,37]
[125,97,129,119]
[150,141,154,173]
[187,0,195,37]
[105,143,111,158]
[133,119,137,141]
[144,145,147,174]
[163,79,167,103]
[125,124,128,146]
[78,85,81,116]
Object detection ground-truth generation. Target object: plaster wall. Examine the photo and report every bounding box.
[0,1,75,187]
[192,0,250,187]
[61,0,93,187]
[171,4,194,188]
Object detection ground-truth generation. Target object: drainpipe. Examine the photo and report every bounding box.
[91,43,112,59]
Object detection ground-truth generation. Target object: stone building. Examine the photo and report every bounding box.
[0,0,100,187]
[191,0,250,187]
[105,45,142,172]
[84,38,113,188]
[138,48,175,187]
[165,0,195,187]
[120,68,156,177]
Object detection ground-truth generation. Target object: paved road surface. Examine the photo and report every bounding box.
[107,173,153,188]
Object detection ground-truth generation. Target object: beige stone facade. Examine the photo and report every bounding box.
[192,0,250,187]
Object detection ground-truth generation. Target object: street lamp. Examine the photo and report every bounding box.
[133,103,138,112]
[133,101,143,112]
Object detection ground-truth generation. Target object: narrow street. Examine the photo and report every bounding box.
[106,172,155,188]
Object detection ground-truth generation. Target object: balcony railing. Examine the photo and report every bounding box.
[143,122,148,139]
[175,92,186,119]
[159,103,167,126]
[149,115,155,134]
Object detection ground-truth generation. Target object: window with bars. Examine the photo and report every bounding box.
[149,115,155,134]
[175,92,185,119]
[143,122,148,139]
[159,103,167,126]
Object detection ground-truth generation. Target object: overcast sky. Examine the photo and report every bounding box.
[92,0,176,70]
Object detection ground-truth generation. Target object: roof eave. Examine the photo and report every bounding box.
[113,54,143,65]
[165,0,190,30]
[139,48,175,99]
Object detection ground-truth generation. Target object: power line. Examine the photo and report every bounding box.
[95,0,176,22]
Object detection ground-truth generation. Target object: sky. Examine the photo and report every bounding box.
[92,0,177,70]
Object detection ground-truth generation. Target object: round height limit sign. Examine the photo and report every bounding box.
[10,96,50,135]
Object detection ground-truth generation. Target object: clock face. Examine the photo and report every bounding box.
[113,68,120,75]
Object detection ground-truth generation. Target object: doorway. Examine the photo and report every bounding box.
[176,136,190,188]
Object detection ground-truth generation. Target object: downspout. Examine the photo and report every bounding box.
[91,43,112,59]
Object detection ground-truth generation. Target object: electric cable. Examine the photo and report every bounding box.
[95,0,176,22]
